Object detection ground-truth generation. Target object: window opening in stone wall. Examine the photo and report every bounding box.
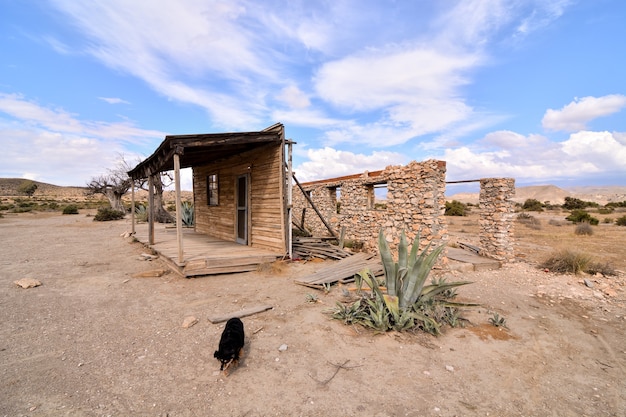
[368,182,388,210]
[207,174,219,206]
[329,187,341,213]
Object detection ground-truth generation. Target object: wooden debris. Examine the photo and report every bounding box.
[208,305,273,324]
[294,252,383,289]
[292,238,353,260]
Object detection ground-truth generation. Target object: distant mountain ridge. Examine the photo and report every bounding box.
[0,178,89,198]
[448,184,626,205]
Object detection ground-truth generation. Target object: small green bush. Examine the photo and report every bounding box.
[574,222,593,236]
[616,215,626,226]
[603,217,613,224]
[522,199,544,212]
[62,204,79,215]
[566,210,599,225]
[94,207,125,221]
[445,200,468,216]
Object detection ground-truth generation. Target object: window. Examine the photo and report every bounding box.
[368,182,388,210]
[207,174,218,206]
[329,186,341,213]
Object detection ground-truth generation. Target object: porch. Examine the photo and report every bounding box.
[133,224,283,277]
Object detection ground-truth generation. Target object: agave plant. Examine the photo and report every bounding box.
[181,201,195,227]
[332,229,474,334]
[379,229,448,310]
[135,204,148,222]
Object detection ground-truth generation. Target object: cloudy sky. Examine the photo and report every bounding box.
[1,0,625,192]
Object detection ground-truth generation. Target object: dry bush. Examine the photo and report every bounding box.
[574,222,594,236]
[540,249,592,274]
[586,261,617,276]
[517,213,542,230]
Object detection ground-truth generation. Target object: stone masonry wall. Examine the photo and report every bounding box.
[479,178,516,261]
[293,160,448,254]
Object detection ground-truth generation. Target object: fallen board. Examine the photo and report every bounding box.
[294,252,384,289]
[208,305,274,324]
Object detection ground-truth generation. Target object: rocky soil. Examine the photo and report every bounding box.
[1,211,625,416]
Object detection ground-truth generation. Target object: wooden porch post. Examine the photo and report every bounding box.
[148,175,155,245]
[287,140,293,259]
[130,183,136,235]
[173,151,184,264]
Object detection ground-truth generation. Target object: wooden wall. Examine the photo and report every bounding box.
[193,142,286,254]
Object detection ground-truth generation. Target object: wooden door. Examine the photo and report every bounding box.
[236,174,249,244]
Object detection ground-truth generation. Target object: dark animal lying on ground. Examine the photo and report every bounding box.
[214,317,245,375]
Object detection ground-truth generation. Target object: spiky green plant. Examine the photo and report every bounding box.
[135,204,148,222]
[331,229,475,335]
[378,229,446,310]
[181,201,195,227]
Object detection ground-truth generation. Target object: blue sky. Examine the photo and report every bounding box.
[1,0,625,192]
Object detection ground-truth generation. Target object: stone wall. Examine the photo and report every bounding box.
[293,160,448,254]
[479,178,516,261]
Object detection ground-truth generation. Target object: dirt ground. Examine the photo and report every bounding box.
[1,211,625,417]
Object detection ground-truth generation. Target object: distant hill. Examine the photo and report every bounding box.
[0,178,90,198]
[0,178,192,203]
[447,184,626,206]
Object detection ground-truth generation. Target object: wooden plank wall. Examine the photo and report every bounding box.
[193,143,286,254]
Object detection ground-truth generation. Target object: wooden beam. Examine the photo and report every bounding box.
[208,305,274,324]
[131,184,136,235]
[148,175,155,245]
[174,152,184,264]
[292,174,338,239]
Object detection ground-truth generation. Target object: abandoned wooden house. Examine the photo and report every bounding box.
[127,123,295,277]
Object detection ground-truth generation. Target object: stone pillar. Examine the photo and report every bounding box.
[479,178,515,261]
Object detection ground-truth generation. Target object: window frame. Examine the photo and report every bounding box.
[207,173,219,206]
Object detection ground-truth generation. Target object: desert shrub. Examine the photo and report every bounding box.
[62,204,79,215]
[0,204,13,211]
[540,249,592,274]
[516,213,542,229]
[603,217,613,224]
[522,199,544,212]
[135,204,148,222]
[445,200,468,216]
[563,197,598,210]
[606,200,626,208]
[566,210,599,225]
[597,207,614,214]
[548,219,566,227]
[181,201,195,226]
[586,262,617,276]
[93,207,125,221]
[616,215,626,226]
[331,230,474,335]
[574,222,593,235]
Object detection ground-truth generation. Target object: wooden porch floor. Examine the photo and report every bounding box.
[133,224,283,277]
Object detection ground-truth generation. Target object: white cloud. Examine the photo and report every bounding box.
[294,147,406,182]
[439,130,626,182]
[542,95,626,132]
[275,85,310,109]
[99,97,130,105]
[0,93,165,185]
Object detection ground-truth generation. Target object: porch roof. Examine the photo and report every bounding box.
[128,122,284,180]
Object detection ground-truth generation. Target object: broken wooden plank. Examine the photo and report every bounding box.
[294,252,381,288]
[208,305,274,324]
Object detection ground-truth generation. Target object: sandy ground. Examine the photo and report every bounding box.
[1,212,625,417]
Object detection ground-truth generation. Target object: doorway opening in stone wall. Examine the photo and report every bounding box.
[445,180,482,254]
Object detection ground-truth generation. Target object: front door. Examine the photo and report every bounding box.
[236,174,249,244]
